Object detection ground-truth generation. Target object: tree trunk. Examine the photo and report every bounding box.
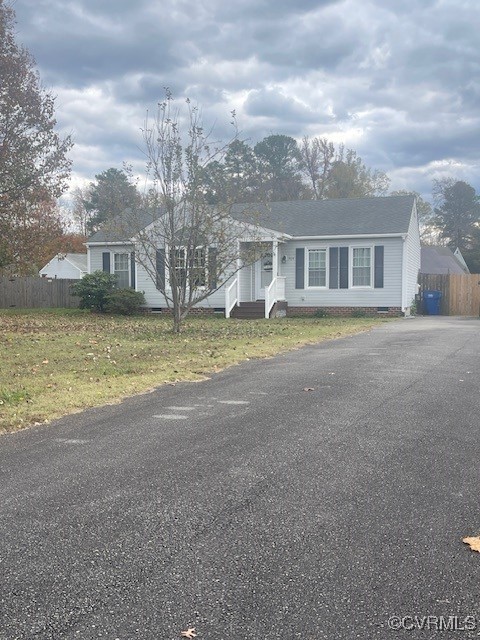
[172,305,182,333]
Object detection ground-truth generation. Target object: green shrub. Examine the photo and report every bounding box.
[351,308,367,318]
[71,271,117,312]
[313,308,329,318]
[105,289,146,315]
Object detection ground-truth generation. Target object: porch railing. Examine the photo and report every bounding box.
[225,277,239,318]
[265,276,286,318]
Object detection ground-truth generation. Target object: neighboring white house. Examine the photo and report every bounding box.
[85,195,421,318]
[39,253,88,280]
[453,247,470,272]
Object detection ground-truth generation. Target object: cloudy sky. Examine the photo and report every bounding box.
[14,0,480,202]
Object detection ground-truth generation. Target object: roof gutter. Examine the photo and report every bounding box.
[291,233,407,240]
[85,241,134,247]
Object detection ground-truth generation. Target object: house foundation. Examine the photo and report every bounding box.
[286,306,403,317]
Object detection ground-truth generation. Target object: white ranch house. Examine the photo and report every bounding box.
[85,195,421,318]
[39,253,88,280]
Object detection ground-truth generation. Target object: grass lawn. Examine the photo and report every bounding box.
[0,309,389,434]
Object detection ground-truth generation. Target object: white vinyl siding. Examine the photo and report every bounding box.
[307,249,327,287]
[39,256,86,279]
[239,262,253,302]
[134,243,230,309]
[404,203,421,310]
[283,238,403,307]
[351,247,372,287]
[87,244,133,273]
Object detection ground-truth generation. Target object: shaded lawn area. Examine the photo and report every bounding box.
[0,309,387,434]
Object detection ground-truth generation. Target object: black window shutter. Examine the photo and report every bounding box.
[102,252,110,273]
[295,248,305,289]
[208,247,217,289]
[374,245,384,288]
[130,251,136,289]
[156,248,165,290]
[339,247,349,289]
[329,247,339,289]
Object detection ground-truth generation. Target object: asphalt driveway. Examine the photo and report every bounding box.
[1,316,479,639]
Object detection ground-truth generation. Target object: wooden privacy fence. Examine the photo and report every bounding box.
[419,274,480,316]
[0,277,80,309]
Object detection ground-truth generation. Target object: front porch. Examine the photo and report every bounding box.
[225,240,287,319]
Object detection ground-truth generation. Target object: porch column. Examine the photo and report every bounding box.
[237,240,241,303]
[272,239,278,278]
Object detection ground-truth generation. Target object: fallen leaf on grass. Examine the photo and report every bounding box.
[181,628,197,638]
[303,387,315,392]
[463,536,480,552]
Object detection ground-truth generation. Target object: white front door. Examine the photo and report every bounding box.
[255,252,273,300]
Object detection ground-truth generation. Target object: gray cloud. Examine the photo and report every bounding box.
[13,0,480,198]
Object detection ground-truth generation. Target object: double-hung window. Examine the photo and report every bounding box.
[192,247,206,287]
[307,248,327,287]
[172,247,207,289]
[173,248,187,288]
[352,247,372,287]
[114,253,130,288]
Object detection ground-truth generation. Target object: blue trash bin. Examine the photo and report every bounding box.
[423,290,442,315]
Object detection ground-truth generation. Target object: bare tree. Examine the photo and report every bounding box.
[71,186,93,236]
[299,136,334,199]
[131,92,262,333]
[390,189,436,243]
[324,145,390,198]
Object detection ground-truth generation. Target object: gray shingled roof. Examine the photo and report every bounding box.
[420,246,469,274]
[87,210,156,243]
[87,196,415,243]
[65,253,87,271]
[230,195,415,236]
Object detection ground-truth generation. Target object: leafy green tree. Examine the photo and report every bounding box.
[201,140,260,204]
[85,167,141,233]
[253,134,305,200]
[433,179,480,251]
[200,160,229,205]
[462,241,480,273]
[224,139,259,202]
